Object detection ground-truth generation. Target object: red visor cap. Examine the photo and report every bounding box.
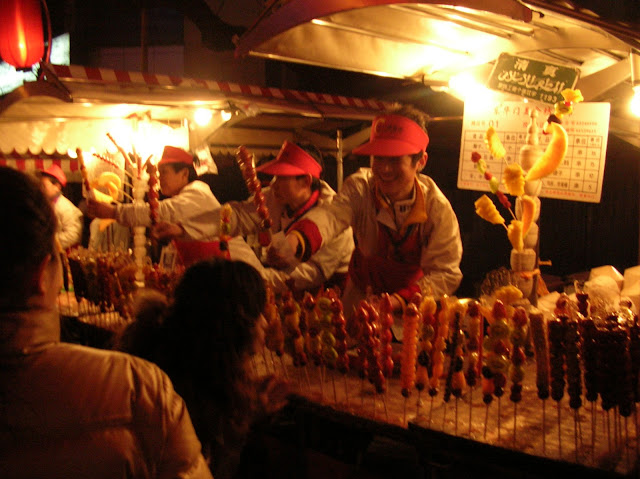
[42,164,67,187]
[158,146,193,166]
[352,114,429,157]
[256,141,322,179]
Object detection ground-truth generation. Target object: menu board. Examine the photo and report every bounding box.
[457,102,610,203]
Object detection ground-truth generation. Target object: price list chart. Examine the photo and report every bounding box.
[457,102,610,203]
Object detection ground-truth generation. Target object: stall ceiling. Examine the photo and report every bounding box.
[235,0,640,147]
[0,64,392,156]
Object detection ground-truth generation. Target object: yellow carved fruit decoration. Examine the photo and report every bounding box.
[507,220,524,252]
[520,195,537,237]
[474,194,505,225]
[485,126,506,160]
[502,163,525,197]
[524,122,568,182]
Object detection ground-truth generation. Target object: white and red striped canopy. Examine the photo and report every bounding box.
[0,64,393,176]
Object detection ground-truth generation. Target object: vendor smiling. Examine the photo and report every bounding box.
[275,105,463,312]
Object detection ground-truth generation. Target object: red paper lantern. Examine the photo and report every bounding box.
[0,0,44,70]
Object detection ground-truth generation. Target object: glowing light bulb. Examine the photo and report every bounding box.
[221,110,232,122]
[194,108,213,126]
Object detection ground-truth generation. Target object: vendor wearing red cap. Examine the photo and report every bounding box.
[216,141,354,294]
[87,146,263,271]
[88,146,217,239]
[279,105,462,312]
[155,141,354,293]
[39,164,83,250]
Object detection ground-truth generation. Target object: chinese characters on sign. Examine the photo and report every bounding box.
[487,54,579,105]
[457,102,610,204]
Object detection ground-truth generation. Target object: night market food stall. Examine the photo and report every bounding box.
[230,1,640,477]
[3,1,640,477]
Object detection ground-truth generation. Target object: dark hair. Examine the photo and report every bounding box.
[40,172,62,189]
[119,258,267,444]
[393,104,430,164]
[168,158,199,183]
[0,167,57,310]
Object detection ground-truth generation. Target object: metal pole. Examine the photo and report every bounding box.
[336,129,343,191]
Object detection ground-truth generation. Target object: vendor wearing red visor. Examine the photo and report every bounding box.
[278,105,462,313]
[213,141,354,295]
[87,146,219,239]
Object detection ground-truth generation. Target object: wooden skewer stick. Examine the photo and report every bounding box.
[557,403,562,459]
[106,133,134,169]
[542,400,546,455]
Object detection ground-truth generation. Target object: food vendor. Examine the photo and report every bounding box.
[39,164,83,250]
[87,145,262,271]
[155,141,354,295]
[276,106,463,313]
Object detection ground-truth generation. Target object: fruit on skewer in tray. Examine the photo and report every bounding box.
[528,308,550,400]
[482,300,511,404]
[428,297,451,398]
[444,300,467,402]
[362,299,385,394]
[416,295,437,393]
[331,296,350,375]
[596,322,636,417]
[282,295,307,367]
[379,294,395,381]
[564,316,582,410]
[236,145,272,247]
[264,286,285,357]
[354,302,371,382]
[400,301,421,398]
[464,300,483,389]
[316,294,338,368]
[509,307,528,403]
[547,314,566,403]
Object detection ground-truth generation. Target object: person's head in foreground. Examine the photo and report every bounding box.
[0,166,60,311]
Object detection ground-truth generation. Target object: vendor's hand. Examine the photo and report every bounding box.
[256,374,289,415]
[388,294,403,313]
[86,199,116,219]
[265,232,299,270]
[152,222,184,241]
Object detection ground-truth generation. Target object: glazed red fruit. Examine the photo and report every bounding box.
[492,300,507,319]
[484,172,492,180]
[471,151,481,162]
[512,308,528,327]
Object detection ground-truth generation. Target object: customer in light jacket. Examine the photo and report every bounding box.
[0,166,212,479]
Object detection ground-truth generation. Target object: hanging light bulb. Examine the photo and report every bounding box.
[0,0,45,70]
[194,108,213,126]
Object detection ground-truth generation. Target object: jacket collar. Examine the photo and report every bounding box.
[0,309,60,356]
[374,178,428,234]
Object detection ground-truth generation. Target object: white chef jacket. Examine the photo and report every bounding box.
[53,194,83,250]
[290,168,462,309]
[115,180,264,273]
[206,180,354,293]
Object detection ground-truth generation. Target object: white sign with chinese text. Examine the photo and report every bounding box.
[457,102,610,203]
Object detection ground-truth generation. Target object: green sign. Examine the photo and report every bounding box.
[487,53,579,105]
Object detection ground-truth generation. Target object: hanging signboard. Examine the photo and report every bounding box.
[487,53,579,105]
[457,101,610,204]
